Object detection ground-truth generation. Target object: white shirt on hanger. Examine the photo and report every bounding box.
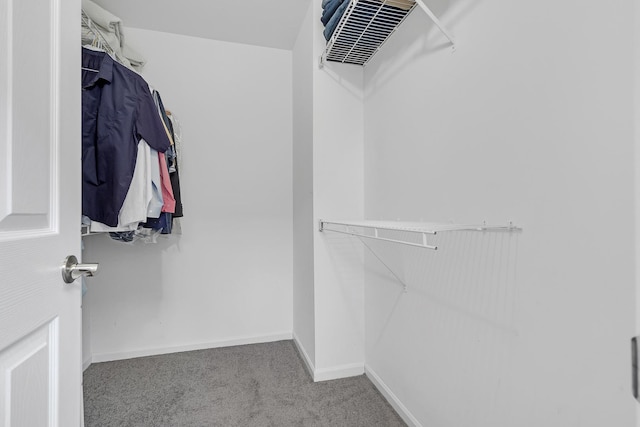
[147,147,164,218]
[90,140,152,232]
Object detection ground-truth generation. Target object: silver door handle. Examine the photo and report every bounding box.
[61,255,99,284]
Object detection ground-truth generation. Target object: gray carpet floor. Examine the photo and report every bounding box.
[83,340,406,427]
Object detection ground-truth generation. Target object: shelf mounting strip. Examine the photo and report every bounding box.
[320,0,455,67]
[319,220,521,251]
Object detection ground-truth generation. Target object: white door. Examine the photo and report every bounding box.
[0,0,82,425]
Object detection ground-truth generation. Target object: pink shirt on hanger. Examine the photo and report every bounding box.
[158,152,176,213]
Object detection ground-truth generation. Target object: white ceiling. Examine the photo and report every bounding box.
[92,0,312,50]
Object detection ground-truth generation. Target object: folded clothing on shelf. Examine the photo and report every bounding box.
[321,0,416,41]
[379,0,414,11]
[322,0,349,40]
[321,0,347,25]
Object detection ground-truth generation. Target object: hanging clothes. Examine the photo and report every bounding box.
[147,148,164,219]
[153,91,184,218]
[158,152,175,214]
[81,9,184,242]
[81,0,146,69]
[81,47,171,227]
[89,140,152,232]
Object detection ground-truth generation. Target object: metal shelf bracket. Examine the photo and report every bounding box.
[318,219,521,293]
[414,0,455,48]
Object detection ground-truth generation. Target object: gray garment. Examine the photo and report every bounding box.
[81,0,146,69]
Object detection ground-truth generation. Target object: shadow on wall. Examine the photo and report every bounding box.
[363,228,522,424]
[368,229,520,337]
[364,0,486,94]
[322,232,366,336]
[318,60,365,101]
[83,234,182,306]
[365,231,520,426]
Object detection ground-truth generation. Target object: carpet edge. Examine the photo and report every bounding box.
[90,332,294,363]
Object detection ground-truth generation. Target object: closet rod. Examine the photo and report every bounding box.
[319,220,521,250]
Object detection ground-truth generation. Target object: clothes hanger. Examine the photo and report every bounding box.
[82,42,101,72]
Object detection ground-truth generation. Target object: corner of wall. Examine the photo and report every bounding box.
[83,356,93,372]
[313,362,364,382]
[365,365,422,427]
[293,331,364,383]
[292,332,315,379]
[292,0,317,371]
[309,0,366,377]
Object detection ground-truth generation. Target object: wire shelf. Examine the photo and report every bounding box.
[323,0,418,66]
[319,220,521,250]
[321,0,455,67]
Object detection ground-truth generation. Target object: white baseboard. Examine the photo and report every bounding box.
[292,333,364,382]
[90,332,293,364]
[83,355,92,372]
[292,332,315,379]
[314,362,364,382]
[365,365,422,427]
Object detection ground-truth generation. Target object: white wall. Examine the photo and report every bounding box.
[83,29,293,362]
[311,4,365,378]
[363,0,636,426]
[290,0,366,380]
[292,1,316,368]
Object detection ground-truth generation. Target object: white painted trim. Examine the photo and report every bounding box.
[292,333,365,382]
[90,332,293,363]
[314,362,364,382]
[82,355,92,372]
[292,332,315,379]
[365,365,423,427]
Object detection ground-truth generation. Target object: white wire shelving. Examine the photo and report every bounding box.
[320,0,455,67]
[319,220,521,251]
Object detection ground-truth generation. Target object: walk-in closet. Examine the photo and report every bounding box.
[0,0,638,426]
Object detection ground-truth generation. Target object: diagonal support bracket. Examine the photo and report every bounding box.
[357,237,408,293]
[414,0,456,49]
